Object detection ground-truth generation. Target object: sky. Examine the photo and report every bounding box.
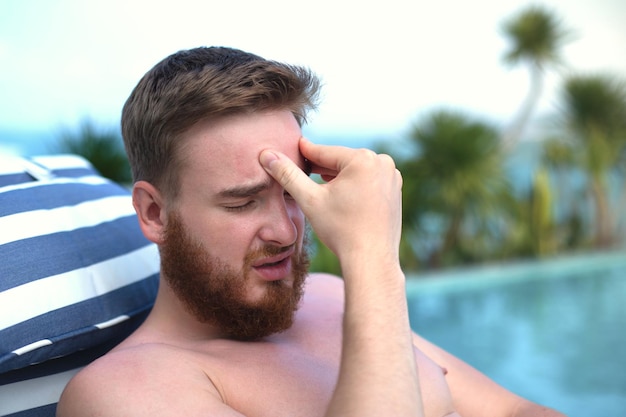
[1,0,625,149]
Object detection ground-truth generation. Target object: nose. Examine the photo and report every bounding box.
[258,194,299,247]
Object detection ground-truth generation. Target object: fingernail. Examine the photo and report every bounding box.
[259,150,278,168]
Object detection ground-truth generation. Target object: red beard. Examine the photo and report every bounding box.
[159,211,309,340]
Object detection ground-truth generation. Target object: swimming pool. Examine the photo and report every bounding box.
[406,250,626,417]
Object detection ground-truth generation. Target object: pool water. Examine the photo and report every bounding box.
[406,251,626,417]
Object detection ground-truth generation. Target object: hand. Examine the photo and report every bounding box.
[259,138,403,264]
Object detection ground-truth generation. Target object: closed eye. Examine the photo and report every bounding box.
[224,200,257,212]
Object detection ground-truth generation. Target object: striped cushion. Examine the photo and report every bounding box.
[0,154,159,415]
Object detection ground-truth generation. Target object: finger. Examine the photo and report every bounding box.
[299,138,337,178]
[307,162,338,181]
[259,149,317,207]
[299,138,359,174]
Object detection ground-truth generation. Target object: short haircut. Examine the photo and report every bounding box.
[121,46,321,198]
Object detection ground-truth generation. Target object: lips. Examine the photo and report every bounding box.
[259,259,284,267]
[251,247,294,281]
[252,247,294,267]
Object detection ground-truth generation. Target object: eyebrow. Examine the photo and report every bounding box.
[218,178,272,199]
[217,162,310,199]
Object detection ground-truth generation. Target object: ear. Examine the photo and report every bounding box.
[132,181,167,244]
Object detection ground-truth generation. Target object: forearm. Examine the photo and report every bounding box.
[260,141,422,416]
[511,400,567,417]
[326,257,423,417]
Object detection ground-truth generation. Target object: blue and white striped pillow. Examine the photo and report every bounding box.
[0,154,159,415]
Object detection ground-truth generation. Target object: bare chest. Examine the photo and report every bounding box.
[204,335,341,417]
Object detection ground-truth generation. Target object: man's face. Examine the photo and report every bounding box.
[159,110,310,340]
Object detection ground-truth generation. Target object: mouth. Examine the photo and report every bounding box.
[251,247,295,281]
[259,259,286,267]
[253,247,294,267]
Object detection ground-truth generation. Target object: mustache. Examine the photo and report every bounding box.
[244,244,295,264]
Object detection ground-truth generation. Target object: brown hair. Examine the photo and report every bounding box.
[121,46,321,198]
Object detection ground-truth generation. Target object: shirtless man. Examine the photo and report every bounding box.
[57,46,565,417]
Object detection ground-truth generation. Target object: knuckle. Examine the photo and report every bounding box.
[396,168,403,188]
[353,148,384,171]
[378,153,397,168]
[281,169,298,188]
[382,152,394,163]
[275,164,298,188]
[355,148,377,161]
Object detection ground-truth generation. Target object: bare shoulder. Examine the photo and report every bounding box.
[56,343,241,417]
[299,273,345,316]
[305,272,344,298]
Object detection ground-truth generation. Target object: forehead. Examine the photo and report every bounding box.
[178,110,303,193]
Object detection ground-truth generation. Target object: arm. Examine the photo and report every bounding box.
[412,332,567,417]
[260,138,425,417]
[262,138,565,417]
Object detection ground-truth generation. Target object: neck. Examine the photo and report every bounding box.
[143,277,227,342]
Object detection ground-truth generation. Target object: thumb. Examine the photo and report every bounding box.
[259,150,317,208]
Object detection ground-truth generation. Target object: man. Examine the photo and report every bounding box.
[57,46,565,417]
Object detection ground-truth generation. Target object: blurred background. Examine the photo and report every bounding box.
[1,0,625,415]
[1,0,625,268]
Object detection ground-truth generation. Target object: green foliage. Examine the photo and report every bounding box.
[562,74,626,148]
[529,168,555,256]
[541,137,577,169]
[500,5,573,149]
[556,73,626,247]
[309,232,341,275]
[54,120,132,184]
[384,110,516,269]
[501,5,572,69]
[539,137,590,251]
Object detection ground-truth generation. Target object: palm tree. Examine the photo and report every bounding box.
[558,74,626,247]
[54,120,132,184]
[392,110,515,268]
[500,5,572,150]
[540,136,587,250]
[529,167,555,256]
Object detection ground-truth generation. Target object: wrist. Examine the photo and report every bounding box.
[338,245,402,278]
